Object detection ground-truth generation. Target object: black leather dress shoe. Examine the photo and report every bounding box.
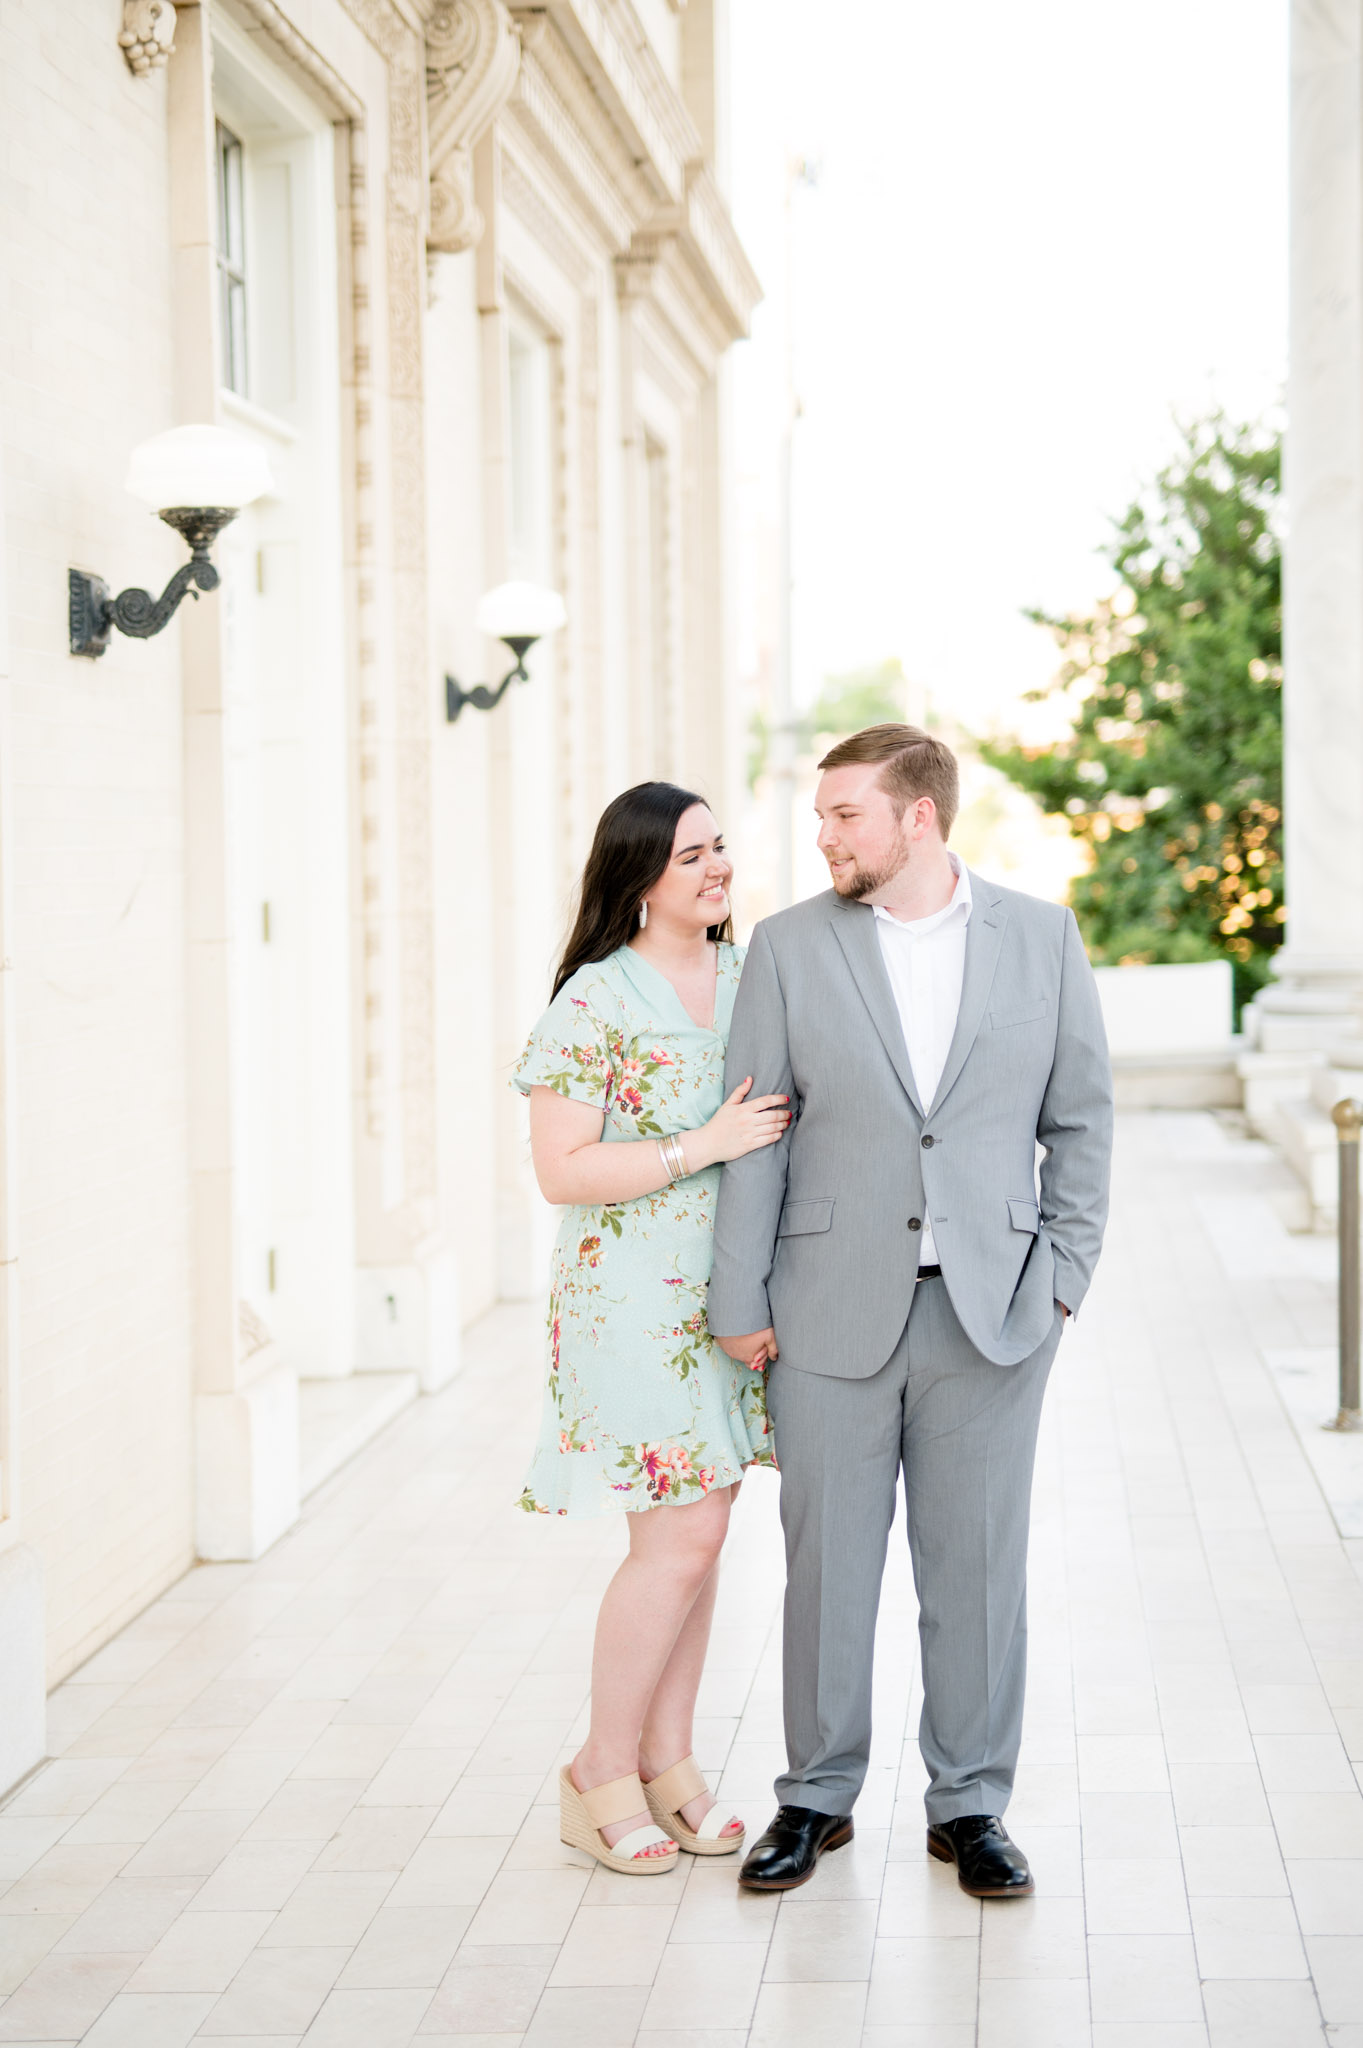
[738,1805,854,1890]
[927,1815,1034,1897]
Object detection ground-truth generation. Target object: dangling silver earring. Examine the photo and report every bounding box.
[638,901,648,930]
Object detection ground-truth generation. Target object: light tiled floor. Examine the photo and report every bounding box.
[3,1110,1363,2047]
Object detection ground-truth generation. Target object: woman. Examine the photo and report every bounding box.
[513,783,788,1876]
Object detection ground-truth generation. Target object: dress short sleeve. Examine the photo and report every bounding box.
[512,975,616,1111]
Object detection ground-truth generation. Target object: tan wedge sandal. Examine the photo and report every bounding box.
[559,1766,679,1874]
[643,1755,745,1856]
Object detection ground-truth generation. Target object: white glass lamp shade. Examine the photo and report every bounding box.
[475,581,567,643]
[124,425,274,512]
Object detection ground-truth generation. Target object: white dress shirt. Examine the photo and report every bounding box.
[872,853,973,1266]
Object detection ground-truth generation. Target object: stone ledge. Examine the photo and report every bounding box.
[1112,1047,1243,1111]
[1265,1349,1363,1539]
[0,1544,45,1801]
[299,1372,420,1500]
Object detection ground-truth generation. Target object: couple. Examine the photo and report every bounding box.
[513,724,1113,1893]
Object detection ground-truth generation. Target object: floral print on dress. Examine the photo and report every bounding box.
[511,943,776,1517]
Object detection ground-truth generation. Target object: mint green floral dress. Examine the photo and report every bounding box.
[512,942,775,1517]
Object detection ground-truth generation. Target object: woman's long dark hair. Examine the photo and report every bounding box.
[552,782,734,998]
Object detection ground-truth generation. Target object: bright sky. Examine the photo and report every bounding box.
[727,0,1289,742]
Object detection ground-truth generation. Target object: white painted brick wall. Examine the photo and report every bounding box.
[1,0,195,1682]
[0,0,746,1701]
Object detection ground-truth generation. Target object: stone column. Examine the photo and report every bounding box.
[1248,0,1363,1054]
[0,391,46,1798]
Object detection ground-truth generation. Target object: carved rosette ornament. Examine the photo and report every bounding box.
[119,0,176,74]
[426,0,521,255]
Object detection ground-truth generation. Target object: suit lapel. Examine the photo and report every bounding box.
[829,899,925,1118]
[929,873,1008,1115]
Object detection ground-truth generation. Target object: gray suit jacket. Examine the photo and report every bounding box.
[708,874,1114,1373]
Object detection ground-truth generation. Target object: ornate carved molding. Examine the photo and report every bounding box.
[339,0,426,203]
[533,0,699,204]
[238,1299,275,1365]
[507,11,759,353]
[426,0,522,254]
[499,142,593,285]
[676,163,762,339]
[119,0,176,74]
[225,0,365,119]
[615,164,762,371]
[336,0,440,1214]
[509,21,646,252]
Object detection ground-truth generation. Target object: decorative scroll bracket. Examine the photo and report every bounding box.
[69,508,237,659]
[119,0,176,75]
[444,636,533,721]
[426,0,521,256]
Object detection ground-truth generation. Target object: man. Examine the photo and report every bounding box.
[709,724,1112,1897]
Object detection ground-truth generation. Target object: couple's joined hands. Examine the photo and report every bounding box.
[717,1325,777,1370]
[718,1301,1070,1374]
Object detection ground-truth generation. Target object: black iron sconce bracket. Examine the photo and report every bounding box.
[69,506,239,659]
[444,635,536,722]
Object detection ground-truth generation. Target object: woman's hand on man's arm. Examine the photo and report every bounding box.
[528,1080,790,1207]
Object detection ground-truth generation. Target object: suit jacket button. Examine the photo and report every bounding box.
[921,1134,934,1148]
[907,1217,922,1231]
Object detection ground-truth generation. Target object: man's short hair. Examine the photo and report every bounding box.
[817,723,960,840]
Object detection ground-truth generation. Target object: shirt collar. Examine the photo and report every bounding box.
[872,853,973,937]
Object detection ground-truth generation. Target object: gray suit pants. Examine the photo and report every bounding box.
[766,1276,1063,1823]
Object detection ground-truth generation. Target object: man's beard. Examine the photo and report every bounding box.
[830,828,911,900]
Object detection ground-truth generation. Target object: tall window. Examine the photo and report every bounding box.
[507,329,549,580]
[644,434,673,775]
[215,121,248,396]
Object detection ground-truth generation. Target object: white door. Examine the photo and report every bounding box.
[213,26,353,1379]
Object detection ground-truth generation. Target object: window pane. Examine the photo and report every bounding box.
[225,277,248,401]
[215,121,247,396]
[217,122,245,271]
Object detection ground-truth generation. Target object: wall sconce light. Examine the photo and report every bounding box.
[69,424,273,659]
[445,581,567,721]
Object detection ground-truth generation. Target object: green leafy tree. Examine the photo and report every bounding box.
[808,658,910,737]
[982,417,1282,1013]
[749,658,909,787]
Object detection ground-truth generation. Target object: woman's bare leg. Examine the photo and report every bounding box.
[571,1484,732,1854]
[638,1520,743,1837]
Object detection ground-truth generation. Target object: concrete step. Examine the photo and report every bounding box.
[299,1371,419,1499]
[1111,1048,1242,1111]
[1238,1048,1326,1146]
[1273,1095,1341,1221]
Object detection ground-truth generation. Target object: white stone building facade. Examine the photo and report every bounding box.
[0,0,756,1795]
[1238,0,1363,1212]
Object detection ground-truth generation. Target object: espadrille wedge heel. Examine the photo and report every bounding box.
[558,1766,679,1874]
[643,1754,744,1856]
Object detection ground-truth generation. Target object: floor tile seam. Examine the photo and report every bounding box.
[1055,1378,1092,2033]
[1246,1346,1357,1575]
[0,1757,105,1820]
[1134,1290,1299,1740]
[1135,1147,1333,2044]
[1209,1338,1363,1742]
[1125,1271,1288,1940]
[723,1584,785,2047]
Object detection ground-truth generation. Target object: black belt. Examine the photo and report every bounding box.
[915,1263,942,1283]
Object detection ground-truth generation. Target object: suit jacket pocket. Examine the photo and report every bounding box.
[777,1197,835,1237]
[1007,1197,1041,1234]
[990,997,1049,1030]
